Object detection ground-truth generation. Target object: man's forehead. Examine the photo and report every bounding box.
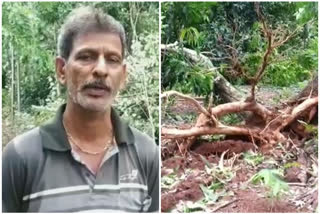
[72,32,123,55]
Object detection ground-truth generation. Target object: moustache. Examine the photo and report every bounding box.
[82,80,111,91]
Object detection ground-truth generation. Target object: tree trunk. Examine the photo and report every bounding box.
[294,74,318,102]
[129,2,139,42]
[161,43,245,103]
[53,23,61,97]
[16,58,21,112]
[213,75,245,103]
[10,43,15,123]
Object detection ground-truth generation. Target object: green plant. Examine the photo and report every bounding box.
[181,201,206,213]
[200,184,226,204]
[284,162,301,169]
[249,169,289,199]
[263,60,312,87]
[200,152,236,184]
[180,27,201,47]
[161,173,179,190]
[298,120,318,137]
[162,2,318,90]
[243,150,264,167]
[161,52,213,96]
[220,114,243,125]
[116,34,159,143]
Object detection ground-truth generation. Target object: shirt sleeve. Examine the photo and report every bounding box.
[2,142,26,212]
[147,145,159,212]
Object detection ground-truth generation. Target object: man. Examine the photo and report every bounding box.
[2,6,159,212]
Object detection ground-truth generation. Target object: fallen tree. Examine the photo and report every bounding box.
[161,3,318,153]
[161,42,246,103]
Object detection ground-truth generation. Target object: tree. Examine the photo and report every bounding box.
[161,2,318,153]
[161,2,317,95]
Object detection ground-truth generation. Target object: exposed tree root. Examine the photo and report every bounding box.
[162,90,317,152]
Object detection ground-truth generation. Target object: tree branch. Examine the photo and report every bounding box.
[278,96,318,131]
[162,125,260,139]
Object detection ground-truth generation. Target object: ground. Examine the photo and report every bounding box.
[161,85,318,213]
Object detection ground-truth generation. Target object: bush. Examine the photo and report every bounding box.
[115,33,159,143]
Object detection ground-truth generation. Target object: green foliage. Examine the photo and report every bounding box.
[263,60,311,86]
[201,152,236,184]
[162,52,213,96]
[179,27,201,47]
[161,173,179,190]
[162,2,318,91]
[116,33,159,143]
[243,150,265,167]
[200,184,225,204]
[249,169,289,199]
[298,120,318,138]
[295,2,318,24]
[162,2,217,49]
[283,162,301,169]
[220,114,243,125]
[298,120,318,153]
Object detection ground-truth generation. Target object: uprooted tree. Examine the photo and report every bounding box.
[161,3,318,154]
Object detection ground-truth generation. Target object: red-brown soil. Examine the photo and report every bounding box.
[161,150,315,213]
[218,190,302,213]
[193,140,255,156]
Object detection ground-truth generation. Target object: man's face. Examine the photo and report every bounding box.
[57,32,127,112]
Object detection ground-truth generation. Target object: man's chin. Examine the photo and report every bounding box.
[82,104,109,112]
[76,97,113,112]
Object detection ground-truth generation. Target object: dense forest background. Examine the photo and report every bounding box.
[2,2,159,146]
[162,2,317,96]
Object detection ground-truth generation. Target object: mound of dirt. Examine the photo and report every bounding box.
[161,173,209,212]
[193,140,255,156]
[218,189,306,213]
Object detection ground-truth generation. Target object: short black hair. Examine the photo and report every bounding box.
[57,6,126,60]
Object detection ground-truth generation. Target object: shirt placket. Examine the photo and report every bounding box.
[70,150,96,191]
[70,144,120,192]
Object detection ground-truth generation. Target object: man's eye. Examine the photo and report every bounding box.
[78,54,93,61]
[108,57,121,64]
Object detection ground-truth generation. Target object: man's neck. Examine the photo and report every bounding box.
[63,101,113,142]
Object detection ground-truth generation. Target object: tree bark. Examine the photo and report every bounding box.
[213,75,245,103]
[16,58,20,112]
[161,42,245,103]
[10,43,15,123]
[293,74,318,103]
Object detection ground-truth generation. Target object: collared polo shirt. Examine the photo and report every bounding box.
[2,104,159,212]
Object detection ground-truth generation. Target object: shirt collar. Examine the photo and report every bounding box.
[40,104,134,151]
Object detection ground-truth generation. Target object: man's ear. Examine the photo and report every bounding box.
[56,57,67,85]
[120,64,127,90]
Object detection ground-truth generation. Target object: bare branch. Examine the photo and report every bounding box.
[210,101,272,121]
[162,125,260,139]
[278,96,318,130]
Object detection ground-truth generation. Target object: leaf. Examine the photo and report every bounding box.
[200,184,219,203]
[218,150,228,170]
[199,154,213,168]
[249,169,289,198]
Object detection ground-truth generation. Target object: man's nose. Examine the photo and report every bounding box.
[93,56,108,76]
